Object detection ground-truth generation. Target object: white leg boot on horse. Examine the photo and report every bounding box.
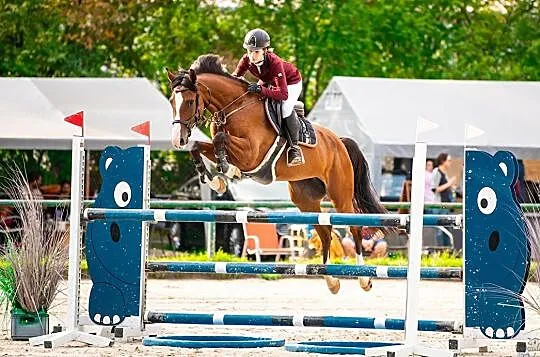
[350,226,373,291]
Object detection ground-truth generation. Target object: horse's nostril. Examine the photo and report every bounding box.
[179,138,185,146]
[488,231,500,251]
[110,222,120,243]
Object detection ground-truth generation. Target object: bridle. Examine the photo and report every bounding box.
[171,72,259,130]
[170,71,207,128]
[171,87,207,128]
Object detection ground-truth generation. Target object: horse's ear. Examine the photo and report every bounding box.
[189,68,197,84]
[165,68,175,83]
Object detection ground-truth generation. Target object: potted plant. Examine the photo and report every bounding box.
[0,166,69,340]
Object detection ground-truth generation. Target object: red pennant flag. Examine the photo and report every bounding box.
[131,121,151,145]
[64,111,84,128]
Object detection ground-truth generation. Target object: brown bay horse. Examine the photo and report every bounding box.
[167,54,387,294]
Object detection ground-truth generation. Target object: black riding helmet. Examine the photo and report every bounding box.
[243,28,270,50]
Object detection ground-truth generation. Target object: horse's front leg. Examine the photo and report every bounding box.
[213,132,245,179]
[213,132,230,174]
[189,140,230,194]
[189,141,215,184]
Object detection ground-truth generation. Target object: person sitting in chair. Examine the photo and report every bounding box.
[232,28,304,167]
[341,227,388,259]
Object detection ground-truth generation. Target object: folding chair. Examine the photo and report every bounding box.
[241,222,304,263]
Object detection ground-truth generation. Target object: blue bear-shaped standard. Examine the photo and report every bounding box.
[465,150,530,339]
[86,146,144,326]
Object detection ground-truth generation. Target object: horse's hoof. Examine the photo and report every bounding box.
[328,281,340,294]
[209,176,227,194]
[325,277,340,294]
[360,277,372,291]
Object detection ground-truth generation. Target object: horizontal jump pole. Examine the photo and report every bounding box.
[146,262,462,280]
[84,209,462,227]
[146,311,461,333]
[0,199,464,210]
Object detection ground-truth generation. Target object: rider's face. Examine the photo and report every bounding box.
[247,48,264,64]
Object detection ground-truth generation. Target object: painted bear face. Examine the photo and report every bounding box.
[86,146,144,284]
[465,150,530,339]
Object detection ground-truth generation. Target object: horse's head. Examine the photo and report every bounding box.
[167,54,253,149]
[167,68,207,149]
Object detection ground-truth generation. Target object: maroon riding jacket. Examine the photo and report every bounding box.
[233,52,302,101]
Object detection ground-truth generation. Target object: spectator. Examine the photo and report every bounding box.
[0,206,17,248]
[515,160,526,203]
[54,180,72,222]
[431,153,456,246]
[27,171,43,201]
[424,159,435,203]
[58,180,71,199]
[341,227,388,259]
[431,153,456,204]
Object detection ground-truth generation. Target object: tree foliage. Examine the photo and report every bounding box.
[1,0,538,191]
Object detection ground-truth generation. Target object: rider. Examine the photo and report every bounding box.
[232,28,304,167]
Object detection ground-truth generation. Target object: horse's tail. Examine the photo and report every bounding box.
[340,137,387,214]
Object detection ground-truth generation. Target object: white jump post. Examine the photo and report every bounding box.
[398,141,454,356]
[362,141,453,356]
[342,118,454,357]
[29,137,112,348]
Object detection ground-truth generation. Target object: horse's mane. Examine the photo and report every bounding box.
[189,54,249,85]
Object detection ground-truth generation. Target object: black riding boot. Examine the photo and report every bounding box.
[284,112,305,167]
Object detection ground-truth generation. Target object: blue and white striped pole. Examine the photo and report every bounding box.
[146,311,461,333]
[84,209,462,227]
[146,262,462,280]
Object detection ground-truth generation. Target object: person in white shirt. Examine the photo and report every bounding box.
[424,159,435,203]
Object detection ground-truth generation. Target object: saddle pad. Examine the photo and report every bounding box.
[264,98,317,147]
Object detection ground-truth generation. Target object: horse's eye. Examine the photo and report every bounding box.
[187,100,194,106]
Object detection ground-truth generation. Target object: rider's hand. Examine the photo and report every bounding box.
[247,83,262,93]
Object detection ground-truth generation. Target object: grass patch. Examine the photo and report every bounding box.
[0,262,17,312]
[150,249,249,263]
[259,274,282,280]
[289,251,462,268]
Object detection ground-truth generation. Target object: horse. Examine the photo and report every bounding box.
[166,54,388,294]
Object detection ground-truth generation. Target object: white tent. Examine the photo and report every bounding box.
[0,77,210,150]
[308,76,540,191]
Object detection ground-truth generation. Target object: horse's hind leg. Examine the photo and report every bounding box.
[326,173,373,291]
[288,179,341,294]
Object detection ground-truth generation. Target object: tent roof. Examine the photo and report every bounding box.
[0,77,210,150]
[308,76,540,158]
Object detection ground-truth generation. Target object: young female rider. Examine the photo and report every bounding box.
[232,28,304,166]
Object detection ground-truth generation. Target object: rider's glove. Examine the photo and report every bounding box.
[247,83,262,93]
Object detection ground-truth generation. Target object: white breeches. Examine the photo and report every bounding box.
[282,81,303,117]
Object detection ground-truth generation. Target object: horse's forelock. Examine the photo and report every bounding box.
[170,70,196,91]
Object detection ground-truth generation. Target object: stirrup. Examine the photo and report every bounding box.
[287,145,305,167]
